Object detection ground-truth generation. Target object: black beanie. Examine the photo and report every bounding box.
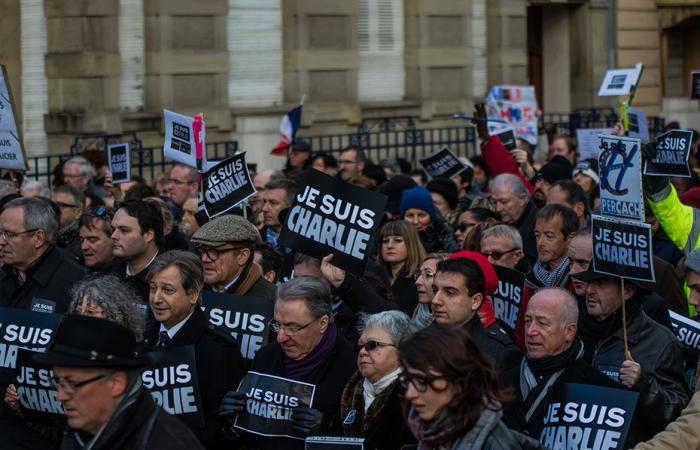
[426,178,459,210]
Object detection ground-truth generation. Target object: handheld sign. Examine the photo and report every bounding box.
[163,109,197,168]
[669,311,700,352]
[626,107,649,144]
[0,65,28,170]
[279,169,387,276]
[598,135,644,222]
[107,143,131,184]
[538,383,638,450]
[419,147,467,179]
[592,215,655,282]
[201,291,272,360]
[691,71,700,100]
[486,85,539,145]
[598,68,638,97]
[143,345,205,429]
[0,307,62,383]
[492,266,525,336]
[15,349,65,423]
[305,437,364,449]
[492,127,517,151]
[643,130,694,178]
[576,128,613,160]
[202,152,255,218]
[234,371,316,440]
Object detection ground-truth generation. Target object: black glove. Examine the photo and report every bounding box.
[291,406,323,436]
[641,142,657,161]
[639,141,670,195]
[220,391,246,417]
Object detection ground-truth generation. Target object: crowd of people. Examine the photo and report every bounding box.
[0,115,700,450]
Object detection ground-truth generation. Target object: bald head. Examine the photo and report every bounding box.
[524,287,578,359]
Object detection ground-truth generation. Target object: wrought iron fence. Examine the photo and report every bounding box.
[542,108,666,139]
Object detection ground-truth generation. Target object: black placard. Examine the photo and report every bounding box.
[669,311,700,351]
[200,291,272,360]
[234,371,316,440]
[492,266,525,336]
[107,143,131,184]
[691,71,700,100]
[538,383,638,450]
[643,130,694,177]
[279,169,387,276]
[15,348,65,424]
[494,128,517,150]
[203,152,256,218]
[305,437,364,449]
[0,307,63,383]
[419,147,466,179]
[143,345,204,429]
[592,215,655,282]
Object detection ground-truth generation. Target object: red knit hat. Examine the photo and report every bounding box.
[448,250,499,297]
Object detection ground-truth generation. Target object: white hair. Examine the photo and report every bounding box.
[20,179,51,198]
[489,173,529,198]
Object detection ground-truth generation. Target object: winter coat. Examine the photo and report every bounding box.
[633,389,700,450]
[460,316,521,382]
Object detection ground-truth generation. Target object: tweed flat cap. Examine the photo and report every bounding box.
[191,214,261,246]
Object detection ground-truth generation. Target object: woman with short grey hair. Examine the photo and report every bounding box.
[69,275,146,340]
[340,310,417,449]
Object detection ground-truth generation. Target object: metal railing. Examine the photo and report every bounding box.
[542,108,666,139]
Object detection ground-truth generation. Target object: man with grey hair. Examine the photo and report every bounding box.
[62,156,102,195]
[489,173,538,263]
[0,197,86,312]
[167,163,199,208]
[504,287,617,437]
[480,224,524,271]
[19,179,50,198]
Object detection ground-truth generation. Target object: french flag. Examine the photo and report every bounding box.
[270,102,304,156]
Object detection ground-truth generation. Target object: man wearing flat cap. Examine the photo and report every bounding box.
[191,214,276,300]
[34,314,204,449]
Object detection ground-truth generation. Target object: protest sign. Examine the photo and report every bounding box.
[538,383,638,450]
[143,345,204,429]
[492,127,517,150]
[592,215,655,282]
[163,109,197,168]
[279,170,387,276]
[306,437,365,449]
[107,143,131,184]
[0,65,28,170]
[201,291,272,360]
[15,349,64,424]
[0,307,62,383]
[492,266,525,336]
[234,371,316,440]
[669,311,700,352]
[598,68,638,97]
[598,135,644,222]
[627,107,649,144]
[643,129,694,178]
[419,147,467,179]
[202,152,255,218]
[486,85,538,145]
[691,71,700,100]
[577,128,613,160]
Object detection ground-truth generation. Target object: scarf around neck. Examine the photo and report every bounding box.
[363,368,402,412]
[527,256,571,288]
[283,322,338,381]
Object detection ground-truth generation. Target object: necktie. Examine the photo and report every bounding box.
[156,330,170,351]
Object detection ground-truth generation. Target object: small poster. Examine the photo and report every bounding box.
[163,109,197,168]
[143,345,205,429]
[493,128,517,151]
[643,129,694,178]
[0,65,28,170]
[669,310,700,352]
[107,143,131,184]
[598,135,644,222]
[598,68,638,97]
[592,215,655,282]
[486,85,539,145]
[279,169,387,276]
[202,152,256,218]
[15,349,64,423]
[306,437,365,449]
[576,128,613,160]
[691,71,700,100]
[492,266,525,336]
[538,383,638,450]
[234,371,316,440]
[627,107,649,144]
[419,147,467,179]
[201,291,273,360]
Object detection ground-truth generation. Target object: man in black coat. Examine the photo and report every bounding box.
[0,196,86,312]
[220,276,356,449]
[34,314,204,450]
[142,251,246,449]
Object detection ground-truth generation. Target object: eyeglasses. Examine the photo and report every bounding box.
[0,229,38,240]
[456,222,476,232]
[50,372,111,395]
[167,178,193,186]
[399,373,450,393]
[482,248,518,261]
[414,270,435,281]
[269,316,321,334]
[55,201,79,209]
[355,340,396,353]
[195,246,244,262]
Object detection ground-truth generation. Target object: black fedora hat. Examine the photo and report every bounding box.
[571,267,651,293]
[33,315,149,368]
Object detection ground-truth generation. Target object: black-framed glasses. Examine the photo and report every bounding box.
[355,340,396,353]
[399,373,450,393]
[50,372,111,395]
[195,246,244,262]
[0,229,38,240]
[482,248,518,261]
[456,222,476,232]
[269,316,321,335]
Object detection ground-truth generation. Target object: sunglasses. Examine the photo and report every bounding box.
[482,248,518,261]
[456,222,476,232]
[354,340,396,353]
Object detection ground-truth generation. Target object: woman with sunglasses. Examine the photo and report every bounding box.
[340,311,417,449]
[400,325,545,450]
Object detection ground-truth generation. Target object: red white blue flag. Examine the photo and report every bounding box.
[270,102,304,156]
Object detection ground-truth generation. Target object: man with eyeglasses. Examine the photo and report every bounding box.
[191,214,275,300]
[167,164,199,208]
[0,197,86,312]
[52,185,85,258]
[480,224,525,271]
[34,314,204,449]
[338,145,366,183]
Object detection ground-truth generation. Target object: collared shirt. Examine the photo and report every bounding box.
[213,274,239,293]
[159,311,194,339]
[126,251,159,277]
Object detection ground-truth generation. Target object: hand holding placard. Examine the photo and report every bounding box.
[619,354,641,389]
[320,254,346,288]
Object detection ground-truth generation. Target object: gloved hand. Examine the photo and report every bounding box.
[291,406,323,436]
[639,142,670,195]
[641,142,657,161]
[220,391,247,417]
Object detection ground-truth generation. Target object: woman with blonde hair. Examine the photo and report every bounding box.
[377,220,426,316]
[413,252,448,329]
